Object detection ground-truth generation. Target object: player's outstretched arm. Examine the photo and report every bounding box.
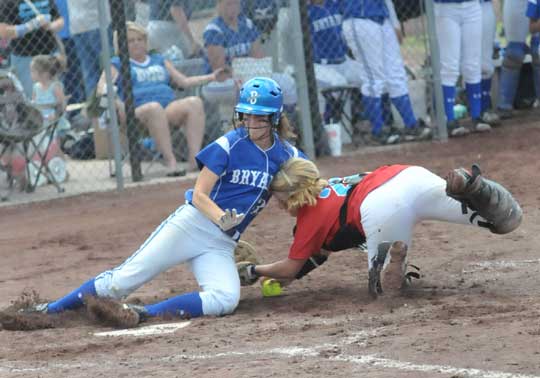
[192,167,231,226]
[253,258,307,280]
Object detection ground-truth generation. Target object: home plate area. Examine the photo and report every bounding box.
[93,321,191,337]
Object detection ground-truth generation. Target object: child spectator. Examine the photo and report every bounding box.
[30,54,69,132]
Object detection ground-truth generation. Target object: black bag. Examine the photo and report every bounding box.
[514,62,537,109]
[393,0,424,23]
[65,132,95,160]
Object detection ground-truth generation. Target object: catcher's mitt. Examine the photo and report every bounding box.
[234,240,260,264]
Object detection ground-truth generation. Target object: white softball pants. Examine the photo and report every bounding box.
[434,1,482,85]
[360,166,487,269]
[94,204,240,316]
[503,0,529,43]
[314,58,364,118]
[481,1,497,79]
[342,18,409,98]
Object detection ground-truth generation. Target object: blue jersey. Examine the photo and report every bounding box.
[202,15,260,73]
[433,0,477,3]
[527,0,540,19]
[111,54,175,108]
[186,127,305,240]
[308,0,348,63]
[343,0,388,21]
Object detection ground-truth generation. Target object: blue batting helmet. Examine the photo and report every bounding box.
[235,77,283,126]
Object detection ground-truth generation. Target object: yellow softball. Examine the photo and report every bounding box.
[261,278,282,297]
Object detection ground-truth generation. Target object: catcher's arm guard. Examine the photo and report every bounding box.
[295,254,328,280]
[445,164,522,234]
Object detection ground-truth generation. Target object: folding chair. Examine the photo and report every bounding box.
[0,70,65,200]
[320,84,366,147]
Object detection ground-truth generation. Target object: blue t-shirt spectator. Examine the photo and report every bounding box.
[308,0,348,63]
[203,15,260,73]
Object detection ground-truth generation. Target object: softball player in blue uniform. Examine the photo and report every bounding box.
[479,0,500,124]
[341,0,431,144]
[202,0,297,112]
[528,0,540,23]
[25,77,304,319]
[308,0,363,124]
[497,0,539,118]
[527,1,540,102]
[434,0,492,136]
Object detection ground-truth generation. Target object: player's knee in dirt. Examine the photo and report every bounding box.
[202,289,240,316]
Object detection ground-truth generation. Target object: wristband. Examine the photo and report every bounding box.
[248,265,260,280]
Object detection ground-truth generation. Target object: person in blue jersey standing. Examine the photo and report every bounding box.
[202,0,297,119]
[497,0,539,119]
[341,0,432,145]
[15,77,305,324]
[433,0,493,137]
[479,0,500,125]
[528,0,540,30]
[307,0,363,127]
[527,0,540,107]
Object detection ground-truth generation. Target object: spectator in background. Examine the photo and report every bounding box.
[147,0,203,58]
[67,0,112,100]
[433,0,492,136]
[54,0,85,106]
[341,0,431,145]
[202,0,297,117]
[307,0,363,124]
[30,54,69,131]
[497,0,538,119]
[0,0,64,97]
[97,22,226,176]
[479,0,500,125]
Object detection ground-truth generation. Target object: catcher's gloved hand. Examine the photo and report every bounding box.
[218,209,245,232]
[234,240,260,264]
[237,262,260,286]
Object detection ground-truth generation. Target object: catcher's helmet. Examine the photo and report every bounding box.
[235,77,283,126]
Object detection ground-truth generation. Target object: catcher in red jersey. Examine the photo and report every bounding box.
[238,158,522,298]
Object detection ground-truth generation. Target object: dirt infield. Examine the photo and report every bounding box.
[1,118,539,378]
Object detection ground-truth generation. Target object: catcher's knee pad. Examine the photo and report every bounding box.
[446,164,523,234]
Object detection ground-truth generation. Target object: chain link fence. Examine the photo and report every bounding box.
[0,0,505,203]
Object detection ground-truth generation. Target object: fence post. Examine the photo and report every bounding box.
[99,0,124,190]
[424,0,448,142]
[290,0,316,159]
[110,0,143,181]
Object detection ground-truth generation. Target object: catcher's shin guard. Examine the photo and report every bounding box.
[368,242,391,299]
[445,164,522,234]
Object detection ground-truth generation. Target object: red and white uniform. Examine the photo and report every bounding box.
[289,165,487,269]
